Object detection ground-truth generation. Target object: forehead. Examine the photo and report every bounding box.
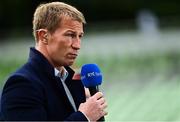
[58,17,84,32]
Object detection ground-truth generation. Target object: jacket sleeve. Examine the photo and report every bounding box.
[65,111,88,121]
[0,75,47,121]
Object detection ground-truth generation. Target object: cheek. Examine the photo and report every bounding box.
[54,41,70,56]
[49,36,72,55]
[54,44,65,55]
[47,41,62,57]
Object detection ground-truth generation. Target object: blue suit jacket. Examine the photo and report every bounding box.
[0,48,87,121]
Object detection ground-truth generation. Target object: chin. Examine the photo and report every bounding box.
[65,61,74,66]
[64,59,75,66]
[68,62,74,66]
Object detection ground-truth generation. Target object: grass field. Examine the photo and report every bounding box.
[0,28,180,121]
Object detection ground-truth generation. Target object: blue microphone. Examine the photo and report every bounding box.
[80,63,102,95]
[80,64,105,121]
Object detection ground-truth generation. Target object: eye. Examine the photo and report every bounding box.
[79,34,83,39]
[66,33,76,38]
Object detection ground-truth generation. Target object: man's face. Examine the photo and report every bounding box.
[47,18,84,67]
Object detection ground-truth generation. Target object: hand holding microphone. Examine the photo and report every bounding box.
[78,64,107,121]
[78,92,107,121]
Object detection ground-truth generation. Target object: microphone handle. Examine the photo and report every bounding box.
[89,86,98,95]
[88,86,105,122]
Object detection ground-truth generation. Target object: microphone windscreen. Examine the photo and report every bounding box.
[80,64,102,88]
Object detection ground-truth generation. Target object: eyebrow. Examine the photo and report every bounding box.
[66,29,84,35]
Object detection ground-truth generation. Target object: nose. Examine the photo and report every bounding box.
[72,38,81,50]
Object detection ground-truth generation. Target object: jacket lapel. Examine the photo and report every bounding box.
[29,48,74,111]
[64,67,86,108]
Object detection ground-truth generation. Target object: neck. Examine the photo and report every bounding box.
[35,43,55,68]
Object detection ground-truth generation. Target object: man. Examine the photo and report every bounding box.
[0,2,107,121]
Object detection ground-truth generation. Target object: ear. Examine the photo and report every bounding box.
[36,29,49,45]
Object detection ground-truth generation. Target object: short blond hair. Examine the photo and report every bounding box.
[33,2,86,41]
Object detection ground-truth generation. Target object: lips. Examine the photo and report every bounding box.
[67,53,78,59]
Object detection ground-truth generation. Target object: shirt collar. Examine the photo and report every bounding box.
[54,67,69,82]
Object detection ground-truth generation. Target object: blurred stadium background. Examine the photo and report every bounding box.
[0,0,180,121]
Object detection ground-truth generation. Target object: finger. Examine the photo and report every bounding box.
[101,102,108,109]
[93,92,103,100]
[97,97,105,105]
[103,110,108,116]
[100,110,108,117]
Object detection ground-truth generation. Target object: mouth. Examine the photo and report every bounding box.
[67,53,78,59]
